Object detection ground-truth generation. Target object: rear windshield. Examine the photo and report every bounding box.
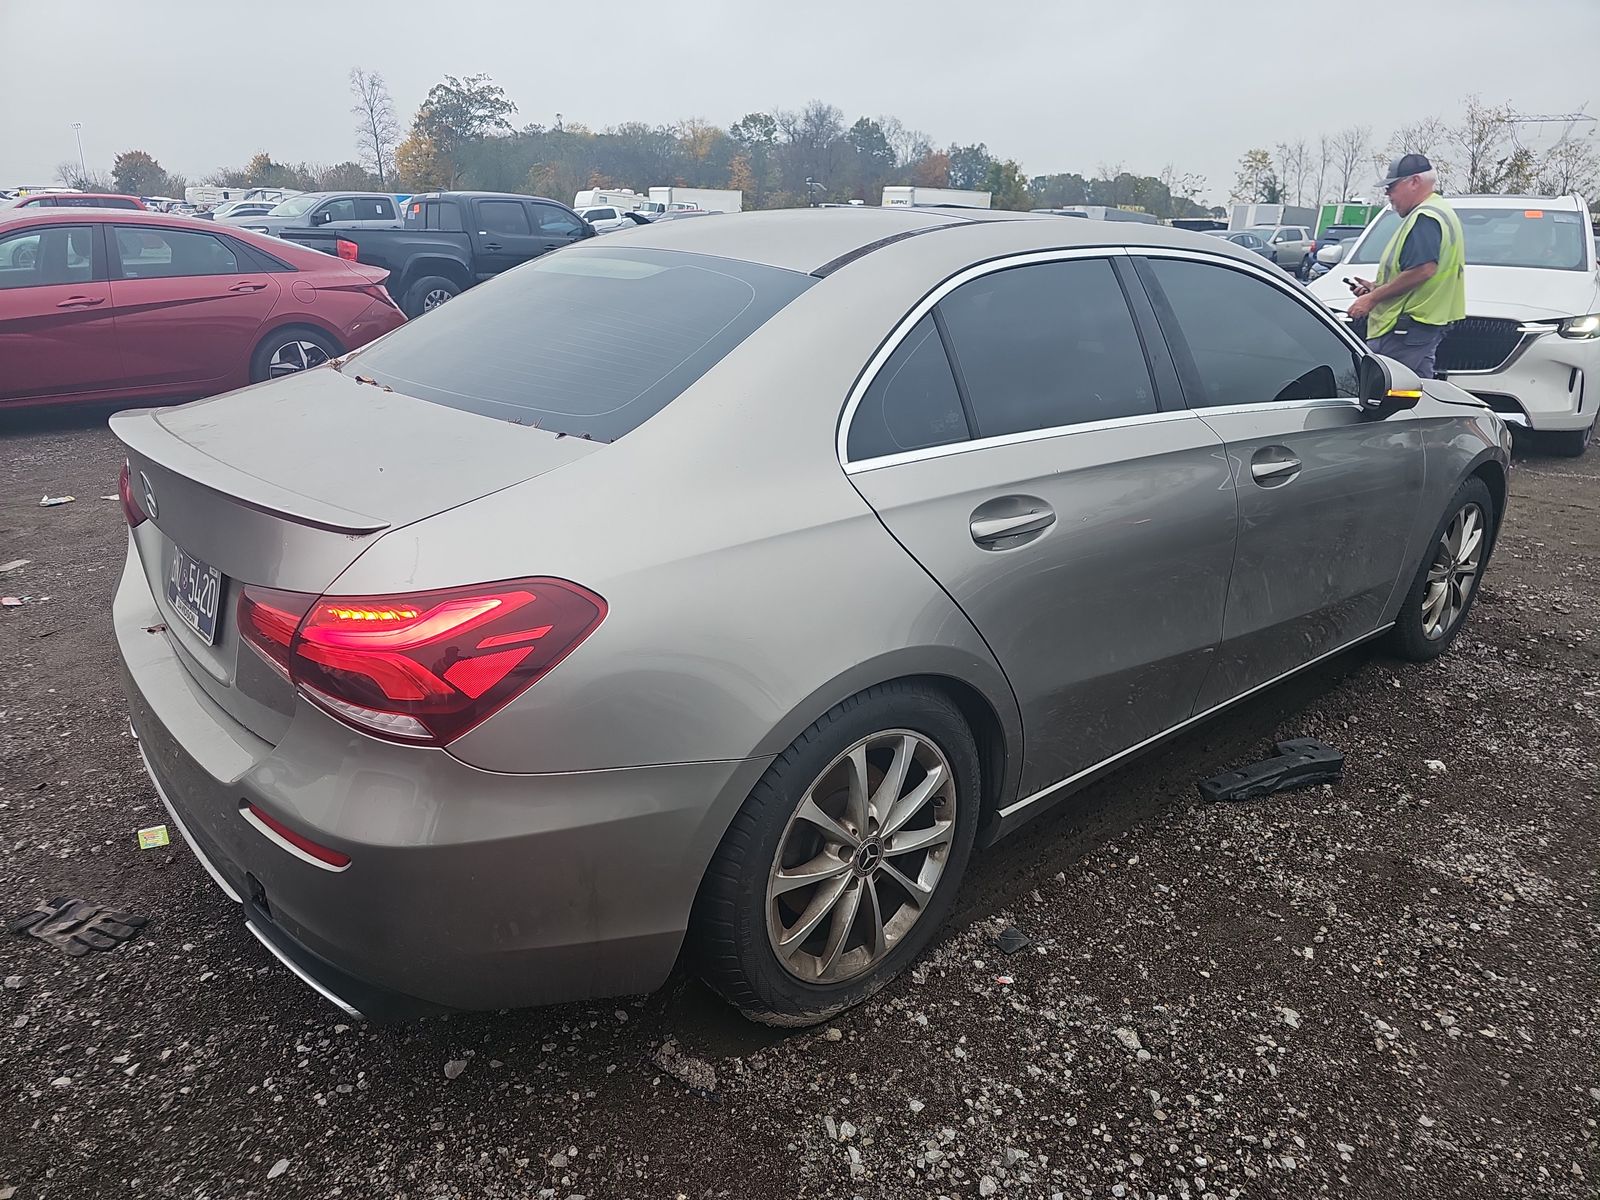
[349,246,814,441]
[1349,205,1590,269]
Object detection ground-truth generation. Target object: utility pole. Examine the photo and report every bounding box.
[71,122,86,180]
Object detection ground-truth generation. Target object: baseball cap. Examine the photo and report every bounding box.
[1378,153,1433,189]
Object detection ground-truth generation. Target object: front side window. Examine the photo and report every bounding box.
[0,225,93,288]
[114,227,239,279]
[479,200,531,235]
[319,198,358,223]
[936,258,1157,438]
[848,315,969,461]
[535,204,584,236]
[1144,257,1359,406]
[349,246,814,441]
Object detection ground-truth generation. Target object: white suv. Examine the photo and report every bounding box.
[1309,194,1600,455]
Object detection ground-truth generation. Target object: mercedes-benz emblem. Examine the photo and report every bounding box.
[139,472,158,520]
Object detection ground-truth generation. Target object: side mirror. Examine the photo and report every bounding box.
[1359,354,1423,418]
[313,210,332,225]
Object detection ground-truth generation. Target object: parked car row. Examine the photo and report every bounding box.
[0,208,405,409]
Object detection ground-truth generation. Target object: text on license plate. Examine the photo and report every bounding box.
[166,548,224,645]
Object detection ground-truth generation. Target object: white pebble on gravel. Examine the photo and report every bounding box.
[266,1159,288,1179]
[444,1059,468,1080]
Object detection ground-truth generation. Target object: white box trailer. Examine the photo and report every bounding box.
[1229,203,1317,231]
[573,188,664,214]
[648,187,742,213]
[882,186,992,209]
[1035,205,1159,224]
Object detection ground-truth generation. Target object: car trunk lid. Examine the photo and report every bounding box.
[111,367,602,742]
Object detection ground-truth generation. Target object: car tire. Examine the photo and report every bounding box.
[692,682,982,1027]
[248,326,340,384]
[402,275,461,318]
[1386,476,1495,662]
[1546,421,1593,458]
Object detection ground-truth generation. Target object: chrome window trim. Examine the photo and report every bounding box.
[838,246,1138,469]
[998,622,1394,822]
[845,408,1199,474]
[1132,244,1374,361]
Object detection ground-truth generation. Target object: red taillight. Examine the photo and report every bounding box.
[242,802,351,870]
[335,238,359,262]
[237,578,606,746]
[118,461,147,528]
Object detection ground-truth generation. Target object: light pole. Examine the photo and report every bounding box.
[71,122,86,182]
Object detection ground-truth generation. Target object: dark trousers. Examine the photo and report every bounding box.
[1368,324,1447,380]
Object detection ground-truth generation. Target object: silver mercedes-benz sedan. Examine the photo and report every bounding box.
[114,208,1511,1025]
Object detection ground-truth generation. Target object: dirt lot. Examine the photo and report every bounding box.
[1,409,1595,1200]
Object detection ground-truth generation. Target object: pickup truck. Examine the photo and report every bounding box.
[280,191,594,317]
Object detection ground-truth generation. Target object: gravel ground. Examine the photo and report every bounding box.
[1,409,1596,1200]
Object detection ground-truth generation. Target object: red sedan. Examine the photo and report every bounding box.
[0,208,406,409]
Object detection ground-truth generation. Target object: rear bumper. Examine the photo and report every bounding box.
[1444,330,1599,432]
[115,540,770,1016]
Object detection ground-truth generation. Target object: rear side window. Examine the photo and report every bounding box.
[414,201,463,232]
[56,196,140,209]
[114,227,239,279]
[479,200,531,235]
[848,315,969,461]
[1142,257,1359,405]
[351,246,814,441]
[937,258,1157,437]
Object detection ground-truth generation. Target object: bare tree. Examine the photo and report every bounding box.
[1447,96,1540,194]
[55,160,111,191]
[1536,128,1600,195]
[1272,140,1310,206]
[1332,125,1372,201]
[878,115,932,169]
[1383,115,1453,189]
[1314,133,1332,205]
[350,67,400,188]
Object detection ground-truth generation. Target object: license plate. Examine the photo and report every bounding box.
[166,547,224,645]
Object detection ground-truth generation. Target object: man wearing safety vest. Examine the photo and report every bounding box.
[1347,153,1466,379]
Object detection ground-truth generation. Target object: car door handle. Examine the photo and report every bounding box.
[229,281,266,293]
[971,509,1056,544]
[1250,456,1302,483]
[481,242,502,251]
[55,295,104,308]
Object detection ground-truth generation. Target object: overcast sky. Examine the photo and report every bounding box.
[3,0,1595,203]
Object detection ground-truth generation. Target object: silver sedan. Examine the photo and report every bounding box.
[114,208,1511,1024]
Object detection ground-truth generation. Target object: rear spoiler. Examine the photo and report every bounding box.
[110,407,390,535]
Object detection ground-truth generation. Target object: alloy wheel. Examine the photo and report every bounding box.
[1423,502,1484,639]
[266,339,331,378]
[421,288,454,311]
[766,730,958,985]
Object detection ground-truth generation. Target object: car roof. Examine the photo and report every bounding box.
[0,207,325,254]
[603,207,1268,275]
[1439,193,1584,210]
[412,191,564,204]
